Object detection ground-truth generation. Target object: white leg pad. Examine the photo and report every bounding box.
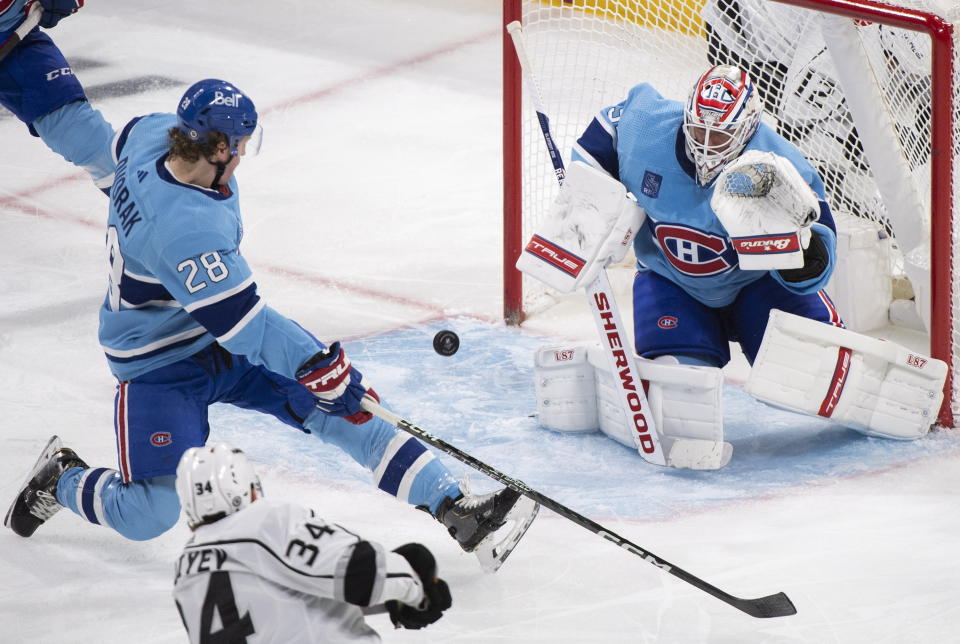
[589,349,731,470]
[534,343,730,469]
[746,310,947,440]
[534,344,599,433]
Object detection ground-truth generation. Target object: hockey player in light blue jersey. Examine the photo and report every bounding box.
[0,0,115,193]
[5,79,536,570]
[573,64,841,368]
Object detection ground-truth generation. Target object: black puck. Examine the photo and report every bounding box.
[433,330,460,356]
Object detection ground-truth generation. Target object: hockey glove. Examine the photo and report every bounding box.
[296,342,378,424]
[386,543,452,630]
[39,0,84,29]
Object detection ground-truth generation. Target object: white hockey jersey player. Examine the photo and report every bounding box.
[173,444,451,643]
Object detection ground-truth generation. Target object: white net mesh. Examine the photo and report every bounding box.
[508,0,960,425]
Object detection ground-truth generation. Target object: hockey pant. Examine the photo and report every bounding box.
[55,347,460,540]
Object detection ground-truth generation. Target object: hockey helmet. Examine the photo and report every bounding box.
[683,65,762,186]
[176,78,261,156]
[176,443,263,529]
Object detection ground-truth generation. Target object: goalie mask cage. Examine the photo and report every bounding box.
[502,0,960,427]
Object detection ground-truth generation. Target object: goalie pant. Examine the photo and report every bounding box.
[0,7,116,192]
[173,498,424,644]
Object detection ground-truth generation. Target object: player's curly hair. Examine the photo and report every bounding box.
[167,127,228,163]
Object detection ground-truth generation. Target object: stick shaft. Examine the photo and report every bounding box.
[507,20,666,464]
[361,399,796,618]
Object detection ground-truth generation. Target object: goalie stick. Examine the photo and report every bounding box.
[0,3,41,62]
[506,20,666,466]
[362,398,797,618]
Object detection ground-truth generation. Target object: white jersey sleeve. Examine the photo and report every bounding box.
[173,499,424,643]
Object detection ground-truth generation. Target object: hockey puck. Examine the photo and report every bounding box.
[433,330,460,356]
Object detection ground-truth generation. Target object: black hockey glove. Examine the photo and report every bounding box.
[386,543,452,630]
[777,228,830,283]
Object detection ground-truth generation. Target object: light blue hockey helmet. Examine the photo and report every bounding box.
[176,78,259,155]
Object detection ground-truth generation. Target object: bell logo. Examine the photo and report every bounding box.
[212,91,243,107]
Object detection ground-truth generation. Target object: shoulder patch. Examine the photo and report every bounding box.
[642,171,662,198]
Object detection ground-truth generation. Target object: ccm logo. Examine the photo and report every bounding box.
[46,67,74,81]
[732,235,799,254]
[554,349,575,361]
[593,291,656,454]
[150,432,173,447]
[907,354,928,368]
[658,316,678,329]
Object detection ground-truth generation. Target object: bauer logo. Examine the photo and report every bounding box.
[524,234,585,277]
[658,316,678,329]
[732,234,799,254]
[642,171,662,198]
[150,432,173,447]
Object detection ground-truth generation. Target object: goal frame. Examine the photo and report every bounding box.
[501,0,956,427]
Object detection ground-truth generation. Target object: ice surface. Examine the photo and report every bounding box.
[2,1,959,642]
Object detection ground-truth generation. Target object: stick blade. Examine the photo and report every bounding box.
[734,592,797,618]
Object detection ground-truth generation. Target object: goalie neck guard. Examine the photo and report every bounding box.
[683,65,762,186]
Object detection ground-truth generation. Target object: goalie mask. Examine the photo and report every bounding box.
[683,65,762,186]
[176,443,263,529]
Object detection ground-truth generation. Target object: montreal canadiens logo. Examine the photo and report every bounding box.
[698,77,740,118]
[654,224,733,276]
[150,432,172,447]
[658,316,679,329]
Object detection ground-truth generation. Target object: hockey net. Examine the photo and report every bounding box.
[502,0,959,427]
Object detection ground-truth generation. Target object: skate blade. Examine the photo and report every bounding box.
[3,435,61,529]
[475,496,539,574]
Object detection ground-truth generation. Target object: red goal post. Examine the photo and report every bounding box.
[502,0,959,427]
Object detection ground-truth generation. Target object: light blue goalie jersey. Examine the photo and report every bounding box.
[572,82,837,308]
[100,114,323,381]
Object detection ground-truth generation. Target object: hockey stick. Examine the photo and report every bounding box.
[0,3,41,62]
[506,20,666,465]
[362,398,796,618]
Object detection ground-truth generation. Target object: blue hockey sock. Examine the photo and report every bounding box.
[305,409,461,513]
[57,468,180,541]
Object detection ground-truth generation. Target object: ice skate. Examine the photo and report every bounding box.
[4,435,87,538]
[435,483,539,572]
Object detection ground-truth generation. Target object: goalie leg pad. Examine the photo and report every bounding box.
[746,310,947,439]
[589,350,731,470]
[534,344,599,433]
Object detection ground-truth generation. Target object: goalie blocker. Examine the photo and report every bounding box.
[747,310,947,439]
[516,161,644,293]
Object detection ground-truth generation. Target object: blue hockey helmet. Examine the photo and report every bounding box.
[176,79,259,156]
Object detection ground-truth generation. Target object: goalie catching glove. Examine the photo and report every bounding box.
[296,341,378,424]
[386,543,452,630]
[516,161,645,293]
[711,149,820,270]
